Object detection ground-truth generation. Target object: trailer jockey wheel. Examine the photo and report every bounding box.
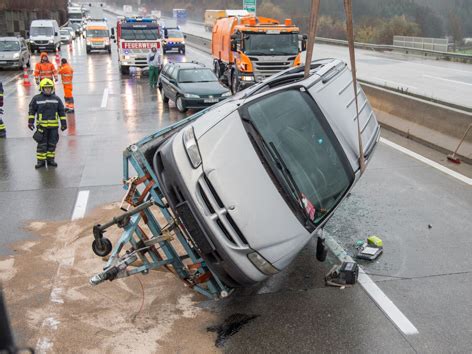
[92,238,112,257]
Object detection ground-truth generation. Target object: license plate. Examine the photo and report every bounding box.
[204,98,218,103]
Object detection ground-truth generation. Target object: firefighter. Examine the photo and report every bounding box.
[0,81,5,138]
[58,58,75,113]
[28,78,67,169]
[34,52,58,85]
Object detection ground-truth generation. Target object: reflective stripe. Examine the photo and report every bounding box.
[28,115,35,119]
[60,116,67,121]
[0,124,5,130]
[37,154,47,160]
[46,152,56,157]
[62,81,72,85]
[36,100,59,104]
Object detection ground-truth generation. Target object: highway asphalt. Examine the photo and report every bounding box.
[0,26,471,353]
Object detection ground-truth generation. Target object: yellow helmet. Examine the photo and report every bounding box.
[39,78,55,92]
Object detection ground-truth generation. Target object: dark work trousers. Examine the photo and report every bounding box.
[36,128,59,161]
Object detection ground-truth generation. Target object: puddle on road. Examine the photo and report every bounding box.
[207,313,259,348]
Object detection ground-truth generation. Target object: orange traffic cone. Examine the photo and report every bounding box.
[22,66,31,87]
[55,48,60,64]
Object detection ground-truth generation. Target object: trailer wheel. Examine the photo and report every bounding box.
[92,238,112,257]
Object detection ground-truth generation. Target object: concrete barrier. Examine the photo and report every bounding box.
[362,83,472,162]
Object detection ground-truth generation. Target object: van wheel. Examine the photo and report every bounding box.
[120,66,129,75]
[176,96,187,112]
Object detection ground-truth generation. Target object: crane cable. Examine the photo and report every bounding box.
[344,0,366,174]
[303,0,366,174]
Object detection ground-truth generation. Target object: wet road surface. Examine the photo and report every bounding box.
[1,28,472,353]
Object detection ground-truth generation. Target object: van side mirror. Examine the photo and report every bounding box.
[184,34,187,39]
[55,32,58,36]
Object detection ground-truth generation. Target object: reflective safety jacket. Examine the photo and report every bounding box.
[58,63,74,85]
[34,62,58,81]
[28,93,66,129]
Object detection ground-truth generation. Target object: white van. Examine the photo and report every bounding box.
[29,20,61,53]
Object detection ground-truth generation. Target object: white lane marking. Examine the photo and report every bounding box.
[372,77,418,91]
[423,74,472,87]
[71,190,90,220]
[100,88,109,108]
[35,190,90,353]
[380,138,472,185]
[325,234,419,335]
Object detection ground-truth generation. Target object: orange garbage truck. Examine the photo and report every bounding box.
[211,15,307,92]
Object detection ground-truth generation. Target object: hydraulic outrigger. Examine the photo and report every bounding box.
[89,116,230,299]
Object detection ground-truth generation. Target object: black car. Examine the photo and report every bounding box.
[159,62,232,112]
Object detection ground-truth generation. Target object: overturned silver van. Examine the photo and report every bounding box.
[153,58,380,287]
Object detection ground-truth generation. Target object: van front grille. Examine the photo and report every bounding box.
[197,174,248,248]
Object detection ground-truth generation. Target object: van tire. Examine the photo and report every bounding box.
[120,66,129,75]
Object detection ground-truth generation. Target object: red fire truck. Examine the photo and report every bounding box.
[114,16,162,74]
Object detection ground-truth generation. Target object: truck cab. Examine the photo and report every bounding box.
[115,16,162,75]
[212,16,306,93]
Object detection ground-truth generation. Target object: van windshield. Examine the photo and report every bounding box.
[87,29,109,37]
[242,90,352,226]
[166,30,183,38]
[0,41,20,51]
[31,27,54,37]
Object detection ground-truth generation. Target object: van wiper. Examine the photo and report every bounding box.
[241,117,315,229]
[267,142,315,228]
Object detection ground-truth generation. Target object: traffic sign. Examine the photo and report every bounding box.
[243,0,256,14]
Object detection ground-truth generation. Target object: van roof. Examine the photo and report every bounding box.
[30,20,57,27]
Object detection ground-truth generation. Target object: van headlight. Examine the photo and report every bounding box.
[13,53,20,59]
[48,40,54,44]
[222,91,232,97]
[182,126,202,168]
[184,93,199,98]
[240,75,254,81]
[248,252,279,275]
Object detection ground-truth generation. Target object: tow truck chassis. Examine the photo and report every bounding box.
[89,120,230,299]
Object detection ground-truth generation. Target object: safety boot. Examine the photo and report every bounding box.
[0,131,6,138]
[35,160,46,169]
[47,158,58,167]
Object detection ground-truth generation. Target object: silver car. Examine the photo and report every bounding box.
[0,37,31,69]
[60,29,73,44]
[153,58,380,287]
